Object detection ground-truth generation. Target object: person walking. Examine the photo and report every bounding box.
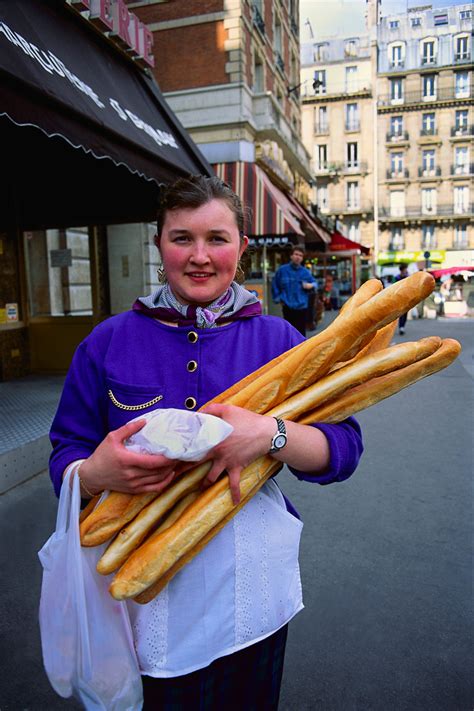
[395,263,409,334]
[271,246,317,336]
[49,176,363,711]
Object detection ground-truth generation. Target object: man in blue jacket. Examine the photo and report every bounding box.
[271,245,317,336]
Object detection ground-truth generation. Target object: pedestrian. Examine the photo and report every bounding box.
[271,245,317,336]
[395,263,409,334]
[49,175,363,711]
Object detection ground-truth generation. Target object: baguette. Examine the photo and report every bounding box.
[220,272,435,413]
[110,456,280,601]
[329,320,397,373]
[338,278,383,316]
[80,491,158,547]
[267,337,442,422]
[79,494,101,524]
[96,462,211,575]
[298,338,461,425]
[133,471,274,604]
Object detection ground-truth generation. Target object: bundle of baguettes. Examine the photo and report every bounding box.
[77,272,461,603]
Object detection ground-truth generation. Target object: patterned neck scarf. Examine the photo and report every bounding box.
[133,282,261,328]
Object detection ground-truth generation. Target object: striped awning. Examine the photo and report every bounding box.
[213,161,303,238]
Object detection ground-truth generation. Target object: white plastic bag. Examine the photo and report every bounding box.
[125,407,233,460]
[38,468,143,710]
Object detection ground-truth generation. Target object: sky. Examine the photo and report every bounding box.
[300,0,465,40]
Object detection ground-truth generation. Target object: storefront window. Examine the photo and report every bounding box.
[24,227,92,317]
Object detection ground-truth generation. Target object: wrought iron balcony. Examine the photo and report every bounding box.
[451,163,474,176]
[314,123,329,135]
[386,168,409,179]
[454,52,471,64]
[379,204,473,219]
[326,201,373,215]
[420,127,437,136]
[275,51,285,76]
[451,124,473,137]
[388,241,406,251]
[345,120,361,131]
[418,166,441,177]
[386,130,409,142]
[379,86,472,107]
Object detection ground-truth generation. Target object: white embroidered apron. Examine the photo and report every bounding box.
[127,479,304,677]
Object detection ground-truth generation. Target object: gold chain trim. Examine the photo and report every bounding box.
[108,389,163,411]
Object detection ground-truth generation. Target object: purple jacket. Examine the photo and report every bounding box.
[49,311,363,503]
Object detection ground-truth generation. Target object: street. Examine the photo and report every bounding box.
[0,316,472,710]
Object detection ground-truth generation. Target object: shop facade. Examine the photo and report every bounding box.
[0,0,211,380]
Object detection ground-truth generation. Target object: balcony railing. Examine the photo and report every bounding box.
[421,55,437,66]
[379,203,473,219]
[326,201,373,214]
[451,124,473,137]
[451,163,474,176]
[387,168,409,179]
[345,120,361,131]
[314,161,368,175]
[454,52,471,64]
[252,4,265,36]
[314,123,329,135]
[388,241,406,251]
[420,127,437,136]
[379,86,471,106]
[290,18,299,37]
[418,166,441,177]
[386,130,409,142]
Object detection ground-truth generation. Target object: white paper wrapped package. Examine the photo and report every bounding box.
[125,408,233,461]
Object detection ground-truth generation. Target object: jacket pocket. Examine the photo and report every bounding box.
[105,378,165,429]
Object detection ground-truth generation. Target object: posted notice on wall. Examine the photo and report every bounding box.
[6,303,19,322]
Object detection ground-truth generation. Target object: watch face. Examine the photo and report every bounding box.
[273,434,287,449]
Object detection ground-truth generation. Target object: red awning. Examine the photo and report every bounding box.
[330,231,370,255]
[213,162,302,237]
[428,266,474,278]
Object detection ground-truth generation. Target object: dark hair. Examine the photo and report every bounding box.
[156,175,247,239]
[291,245,306,257]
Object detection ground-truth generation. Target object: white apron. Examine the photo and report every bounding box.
[127,480,304,677]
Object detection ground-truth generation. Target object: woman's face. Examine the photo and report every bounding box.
[159,198,248,306]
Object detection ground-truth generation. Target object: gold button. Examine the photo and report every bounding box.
[187,360,198,372]
[187,331,198,343]
[185,397,197,409]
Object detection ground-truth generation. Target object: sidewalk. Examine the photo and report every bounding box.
[0,374,64,493]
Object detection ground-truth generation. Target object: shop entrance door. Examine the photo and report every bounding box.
[24,227,98,373]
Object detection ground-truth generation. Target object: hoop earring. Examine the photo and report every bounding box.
[234,262,245,284]
[157,266,168,284]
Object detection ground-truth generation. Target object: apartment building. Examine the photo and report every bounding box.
[300,30,376,250]
[376,3,472,267]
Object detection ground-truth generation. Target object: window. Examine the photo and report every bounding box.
[454,224,468,248]
[346,182,360,209]
[345,103,359,130]
[390,77,404,103]
[347,142,358,168]
[455,146,469,174]
[390,115,404,136]
[345,38,359,57]
[455,109,469,131]
[422,149,436,175]
[315,106,328,133]
[390,190,405,216]
[390,226,405,250]
[347,220,360,242]
[345,66,358,92]
[455,72,470,98]
[422,224,437,249]
[422,74,437,100]
[315,144,328,170]
[422,188,437,214]
[411,16,421,28]
[317,185,329,211]
[390,152,404,175]
[314,43,329,62]
[422,40,436,65]
[455,35,470,61]
[274,15,282,55]
[459,10,471,21]
[253,53,264,93]
[433,13,448,26]
[313,70,326,95]
[454,186,469,214]
[391,44,404,67]
[389,19,399,29]
[422,112,436,134]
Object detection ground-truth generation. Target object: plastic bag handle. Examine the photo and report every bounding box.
[54,465,80,535]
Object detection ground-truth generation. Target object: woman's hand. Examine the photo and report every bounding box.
[76,419,178,496]
[200,404,276,505]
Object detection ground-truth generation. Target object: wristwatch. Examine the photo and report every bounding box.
[269,417,287,454]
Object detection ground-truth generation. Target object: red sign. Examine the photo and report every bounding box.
[71,0,155,67]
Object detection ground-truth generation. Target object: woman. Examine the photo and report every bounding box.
[50,175,363,710]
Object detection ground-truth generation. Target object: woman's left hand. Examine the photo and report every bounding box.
[200,403,275,505]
